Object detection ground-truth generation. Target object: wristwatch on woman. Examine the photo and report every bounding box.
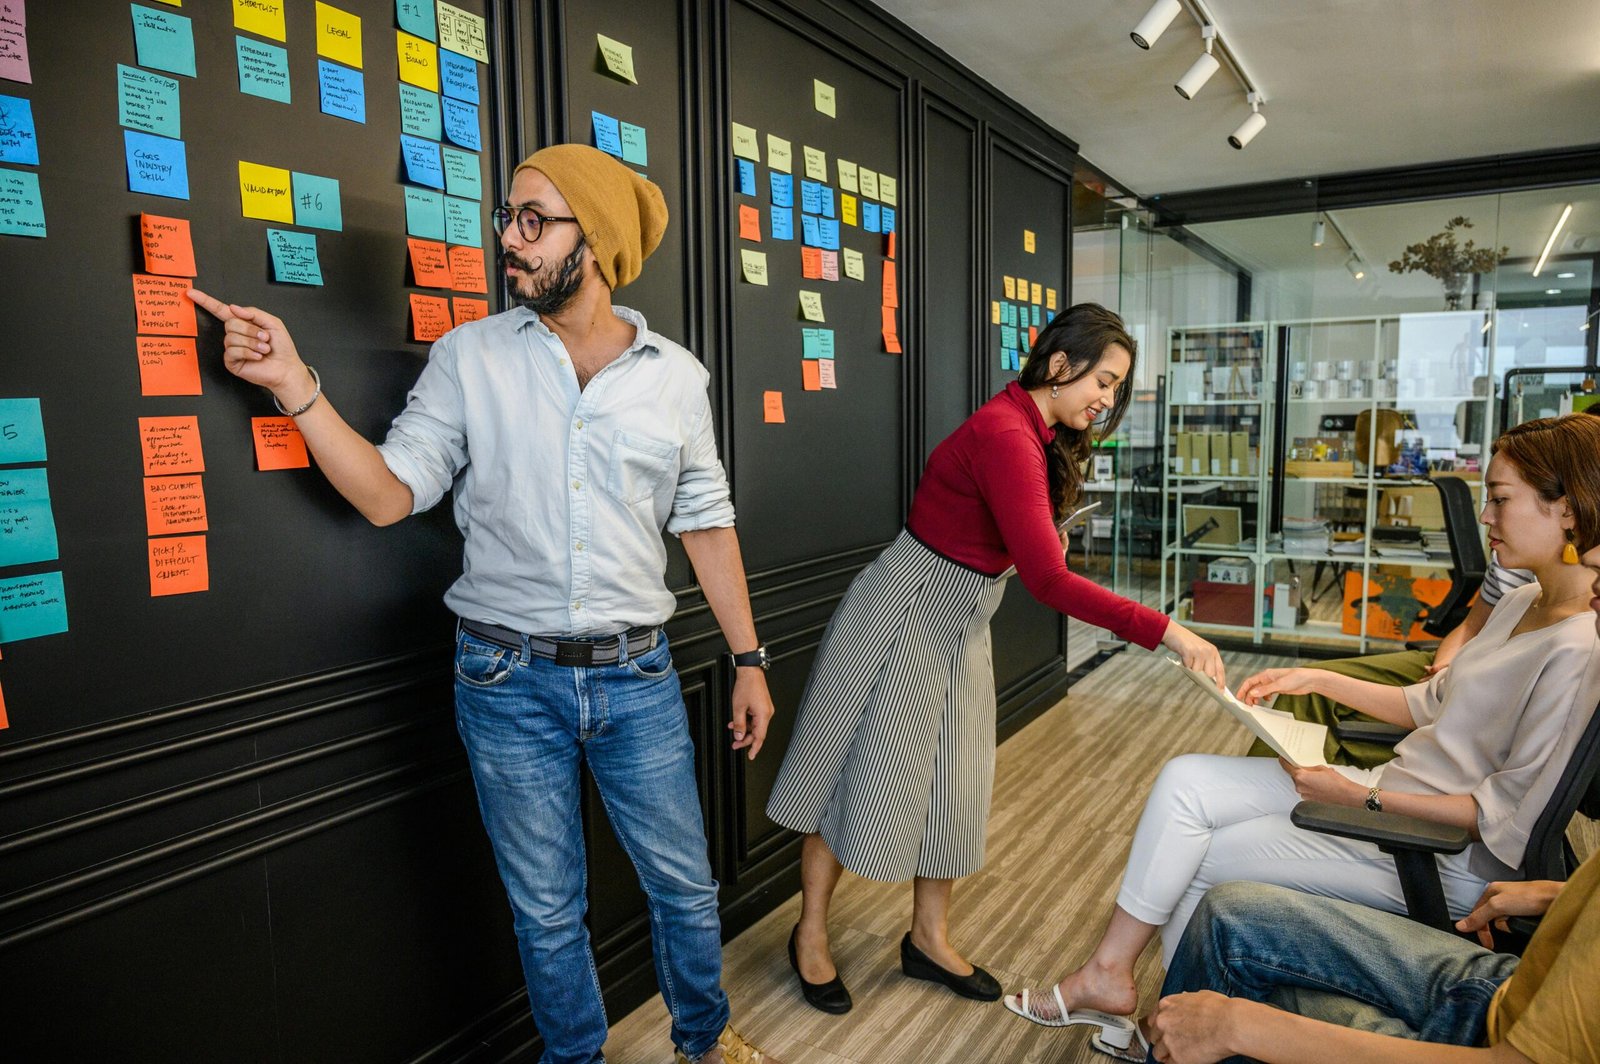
[1365,784,1384,812]
[731,645,771,671]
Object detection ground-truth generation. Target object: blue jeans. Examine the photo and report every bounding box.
[453,628,729,1064]
[1162,881,1520,1060]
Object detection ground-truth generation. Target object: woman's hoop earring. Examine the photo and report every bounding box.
[1050,385,1060,399]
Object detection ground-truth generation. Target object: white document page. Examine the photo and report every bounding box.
[1164,657,1329,767]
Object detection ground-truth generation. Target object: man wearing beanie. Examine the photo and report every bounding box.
[188,144,780,1064]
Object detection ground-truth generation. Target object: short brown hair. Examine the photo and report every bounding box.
[1491,414,1600,551]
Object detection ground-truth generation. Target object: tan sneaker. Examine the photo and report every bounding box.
[673,1024,780,1064]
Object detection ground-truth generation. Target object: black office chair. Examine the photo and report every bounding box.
[1128,462,1165,559]
[1420,476,1487,638]
[1291,694,1600,939]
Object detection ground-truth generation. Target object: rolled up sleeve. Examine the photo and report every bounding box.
[377,340,469,515]
[666,395,735,535]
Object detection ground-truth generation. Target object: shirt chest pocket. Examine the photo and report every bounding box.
[605,430,680,505]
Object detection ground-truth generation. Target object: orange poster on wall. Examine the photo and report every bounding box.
[1342,571,1453,641]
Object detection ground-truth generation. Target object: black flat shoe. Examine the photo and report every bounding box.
[788,924,852,1014]
[899,932,1002,1001]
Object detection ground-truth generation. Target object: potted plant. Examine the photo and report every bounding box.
[1387,217,1508,310]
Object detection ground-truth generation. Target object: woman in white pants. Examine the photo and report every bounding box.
[1004,414,1600,1059]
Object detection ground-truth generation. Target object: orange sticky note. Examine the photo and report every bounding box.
[0,680,8,730]
[137,336,202,396]
[738,204,761,242]
[448,245,488,293]
[407,238,452,288]
[801,246,823,279]
[881,260,898,308]
[1029,326,1038,346]
[140,213,197,277]
[409,293,452,341]
[883,330,902,355]
[148,534,209,597]
[252,416,310,471]
[881,306,897,334]
[133,274,198,335]
[801,360,821,391]
[885,230,896,260]
[144,475,208,535]
[452,296,489,325]
[139,416,205,475]
[763,391,785,424]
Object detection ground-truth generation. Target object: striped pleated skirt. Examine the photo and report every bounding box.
[765,530,1010,882]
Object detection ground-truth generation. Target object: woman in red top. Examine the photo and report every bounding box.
[765,304,1225,1014]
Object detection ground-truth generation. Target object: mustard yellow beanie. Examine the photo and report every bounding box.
[513,144,667,290]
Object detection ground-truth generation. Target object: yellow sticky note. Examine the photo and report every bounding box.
[1015,276,1028,298]
[842,248,864,281]
[798,290,825,322]
[150,0,181,5]
[814,79,836,117]
[766,135,792,174]
[731,122,760,161]
[596,34,637,83]
[1024,229,1036,254]
[858,167,879,200]
[837,159,858,193]
[437,3,488,63]
[1047,287,1057,311]
[397,30,439,91]
[841,194,857,227]
[1031,282,1043,304]
[316,2,362,68]
[803,146,827,182]
[1003,276,1016,299]
[238,161,294,223]
[233,0,285,41]
[992,300,1002,324]
[740,248,768,285]
[880,175,897,206]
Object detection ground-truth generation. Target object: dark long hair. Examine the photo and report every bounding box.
[1016,303,1138,519]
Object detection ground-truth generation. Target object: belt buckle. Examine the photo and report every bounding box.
[554,641,594,667]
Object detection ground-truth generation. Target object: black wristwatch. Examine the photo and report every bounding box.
[1365,785,1383,812]
[730,645,771,671]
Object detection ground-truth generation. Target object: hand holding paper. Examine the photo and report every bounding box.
[1161,621,1227,691]
[1234,667,1323,706]
[1166,658,1328,767]
[187,289,312,405]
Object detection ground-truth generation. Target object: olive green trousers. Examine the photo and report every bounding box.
[1245,649,1434,768]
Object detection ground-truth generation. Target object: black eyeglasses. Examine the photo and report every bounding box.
[491,205,580,243]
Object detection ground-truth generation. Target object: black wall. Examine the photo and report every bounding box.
[0,1,1078,1059]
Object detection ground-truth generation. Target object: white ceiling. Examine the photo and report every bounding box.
[873,0,1600,196]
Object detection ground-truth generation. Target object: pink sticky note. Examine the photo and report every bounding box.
[0,1,31,85]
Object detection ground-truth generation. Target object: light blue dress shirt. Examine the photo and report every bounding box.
[378,305,735,636]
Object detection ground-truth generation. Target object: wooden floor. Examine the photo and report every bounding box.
[603,646,1288,1064]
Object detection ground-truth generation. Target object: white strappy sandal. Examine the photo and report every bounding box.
[1002,986,1139,1048]
[1090,1024,1152,1062]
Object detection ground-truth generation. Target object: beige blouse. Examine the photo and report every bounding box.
[1385,582,1600,881]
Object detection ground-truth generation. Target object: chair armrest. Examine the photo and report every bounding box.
[1405,639,1441,652]
[1334,721,1410,745]
[1291,801,1470,855]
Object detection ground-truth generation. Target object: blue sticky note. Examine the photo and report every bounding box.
[0,167,42,237]
[267,228,323,286]
[862,201,880,233]
[401,134,446,189]
[440,49,478,104]
[132,6,196,79]
[770,207,793,240]
[1032,304,1042,327]
[0,570,69,644]
[123,130,189,200]
[442,97,480,151]
[619,122,647,167]
[801,213,821,247]
[1005,302,1017,326]
[0,399,46,462]
[820,186,836,220]
[396,0,436,42]
[816,329,835,360]
[800,180,821,214]
[0,467,59,568]
[819,217,841,250]
[292,172,342,231]
[736,159,756,196]
[236,36,291,103]
[1001,324,1017,349]
[881,206,897,233]
[802,328,822,359]
[770,172,794,208]
[442,147,481,200]
[318,60,365,123]
[403,187,445,240]
[592,111,623,158]
[117,65,181,138]
[0,95,39,166]
[445,195,481,247]
[399,84,441,140]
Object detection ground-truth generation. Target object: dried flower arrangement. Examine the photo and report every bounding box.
[1387,217,1508,309]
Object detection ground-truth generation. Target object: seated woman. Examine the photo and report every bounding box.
[1003,414,1600,1060]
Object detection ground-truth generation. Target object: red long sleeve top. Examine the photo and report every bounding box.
[905,382,1170,650]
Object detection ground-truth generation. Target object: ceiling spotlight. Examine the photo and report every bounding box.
[1131,0,1182,49]
[1345,254,1366,281]
[1229,92,1265,149]
[1175,26,1220,99]
[1312,219,1325,248]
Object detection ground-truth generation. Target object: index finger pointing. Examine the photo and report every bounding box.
[187,288,232,321]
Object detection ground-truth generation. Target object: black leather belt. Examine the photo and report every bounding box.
[459,618,660,667]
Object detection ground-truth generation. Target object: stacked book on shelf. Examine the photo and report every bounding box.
[1423,530,1451,559]
[1372,526,1428,560]
[1281,516,1332,555]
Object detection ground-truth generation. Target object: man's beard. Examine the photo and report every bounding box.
[506,237,588,316]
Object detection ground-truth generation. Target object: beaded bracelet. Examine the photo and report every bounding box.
[272,365,322,418]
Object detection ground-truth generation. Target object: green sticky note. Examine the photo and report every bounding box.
[444,194,480,247]
[0,399,46,463]
[442,147,481,200]
[291,172,342,231]
[404,187,445,240]
[619,121,647,167]
[236,36,291,104]
[0,570,69,643]
[0,167,46,237]
[267,229,323,285]
[0,467,59,567]
[132,5,196,78]
[398,84,442,139]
